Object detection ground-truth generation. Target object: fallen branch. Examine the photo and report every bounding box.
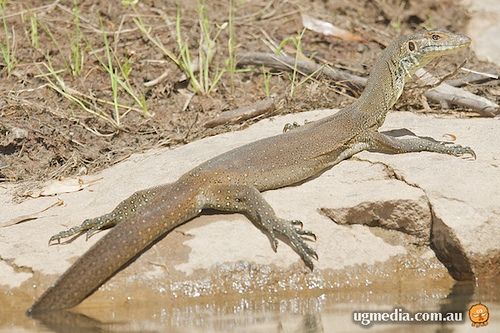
[204,97,276,128]
[237,52,499,117]
[144,69,170,87]
[237,52,367,88]
[416,69,498,117]
[446,71,499,87]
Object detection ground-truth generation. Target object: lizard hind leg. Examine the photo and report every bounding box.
[204,184,318,270]
[48,188,158,245]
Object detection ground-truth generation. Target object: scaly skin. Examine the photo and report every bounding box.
[28,30,474,314]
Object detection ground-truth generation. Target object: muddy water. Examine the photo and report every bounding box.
[1,279,498,333]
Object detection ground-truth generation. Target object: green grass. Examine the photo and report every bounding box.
[70,3,84,76]
[28,12,39,48]
[41,60,120,128]
[40,57,148,130]
[226,0,236,90]
[0,1,16,76]
[36,9,148,129]
[135,0,231,95]
[37,3,84,77]
[176,1,227,94]
[278,29,306,98]
[133,15,179,67]
[96,26,149,125]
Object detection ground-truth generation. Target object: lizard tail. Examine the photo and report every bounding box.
[28,181,201,314]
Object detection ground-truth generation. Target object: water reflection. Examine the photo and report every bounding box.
[435,280,475,333]
[293,313,324,333]
[20,279,499,333]
[31,311,107,333]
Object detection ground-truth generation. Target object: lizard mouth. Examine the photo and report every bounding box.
[421,40,470,54]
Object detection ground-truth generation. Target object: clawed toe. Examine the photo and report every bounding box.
[85,228,101,240]
[279,219,319,270]
[48,235,62,246]
[462,148,476,160]
[296,228,317,241]
[291,220,303,228]
[444,143,476,160]
[48,228,76,245]
[455,146,476,159]
[299,243,318,270]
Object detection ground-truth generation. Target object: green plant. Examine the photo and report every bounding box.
[96,29,149,125]
[29,12,39,48]
[36,8,148,129]
[70,3,84,76]
[121,0,139,6]
[41,60,119,128]
[176,1,226,94]
[225,0,236,90]
[0,2,16,75]
[278,29,306,98]
[135,1,231,95]
[41,58,148,130]
[133,15,179,66]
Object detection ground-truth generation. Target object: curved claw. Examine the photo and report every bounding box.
[462,147,476,160]
[296,228,317,241]
[270,235,279,252]
[443,143,476,160]
[453,145,476,159]
[85,227,101,240]
[48,235,61,246]
[283,122,301,133]
[291,220,303,229]
[48,228,76,245]
[277,219,318,270]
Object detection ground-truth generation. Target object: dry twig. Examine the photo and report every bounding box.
[238,52,367,88]
[415,69,498,117]
[237,52,499,116]
[204,97,276,128]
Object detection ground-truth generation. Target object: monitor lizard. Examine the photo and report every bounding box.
[28,30,475,314]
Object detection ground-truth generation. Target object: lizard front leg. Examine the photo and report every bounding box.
[365,131,476,158]
[204,184,318,269]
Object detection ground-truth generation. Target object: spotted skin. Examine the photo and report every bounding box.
[49,188,157,242]
[29,30,475,314]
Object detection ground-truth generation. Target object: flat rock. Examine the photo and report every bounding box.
[0,110,498,310]
[358,112,500,280]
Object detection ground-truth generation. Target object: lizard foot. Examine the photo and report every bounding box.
[48,225,85,245]
[264,218,318,270]
[283,122,301,133]
[48,215,116,245]
[441,143,476,159]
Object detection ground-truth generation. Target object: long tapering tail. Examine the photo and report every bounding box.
[28,182,201,314]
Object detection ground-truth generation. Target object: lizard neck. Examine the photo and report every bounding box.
[354,39,421,128]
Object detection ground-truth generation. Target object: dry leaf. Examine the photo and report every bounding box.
[0,199,63,227]
[443,133,457,141]
[301,14,364,42]
[28,177,102,197]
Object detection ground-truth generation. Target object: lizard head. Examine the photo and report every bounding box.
[396,29,471,75]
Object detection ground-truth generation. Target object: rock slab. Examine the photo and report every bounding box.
[0,110,498,308]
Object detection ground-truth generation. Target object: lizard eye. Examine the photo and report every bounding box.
[408,41,416,52]
[432,34,440,40]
